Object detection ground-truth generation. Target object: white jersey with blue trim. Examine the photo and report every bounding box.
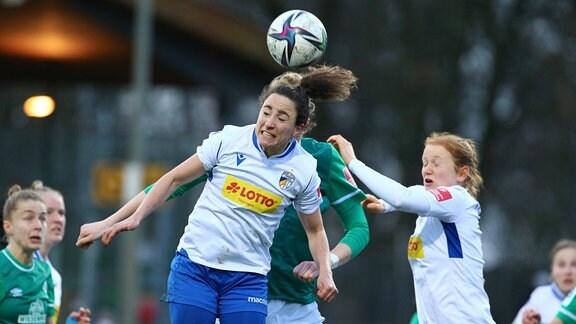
[512,283,568,324]
[408,185,494,323]
[348,159,494,323]
[177,124,322,276]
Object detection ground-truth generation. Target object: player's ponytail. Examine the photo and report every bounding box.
[300,65,358,102]
[259,65,357,134]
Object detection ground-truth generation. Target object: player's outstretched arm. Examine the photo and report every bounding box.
[101,154,206,246]
[77,173,207,249]
[76,191,146,249]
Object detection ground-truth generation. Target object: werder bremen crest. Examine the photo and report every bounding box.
[279,170,296,189]
[18,298,46,323]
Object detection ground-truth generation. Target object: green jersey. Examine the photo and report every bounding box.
[0,248,55,324]
[557,288,576,324]
[267,138,369,304]
[145,137,370,305]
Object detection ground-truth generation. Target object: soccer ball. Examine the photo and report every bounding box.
[266,10,327,68]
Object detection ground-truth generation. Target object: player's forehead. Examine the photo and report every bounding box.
[261,94,297,118]
[422,144,452,161]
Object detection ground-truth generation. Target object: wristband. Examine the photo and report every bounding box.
[329,252,340,269]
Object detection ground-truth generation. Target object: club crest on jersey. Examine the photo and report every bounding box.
[429,188,453,202]
[236,153,247,166]
[279,170,296,189]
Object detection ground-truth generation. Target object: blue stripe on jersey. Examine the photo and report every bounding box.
[441,221,463,258]
[251,129,297,158]
[252,130,260,151]
[276,139,297,158]
[216,140,223,159]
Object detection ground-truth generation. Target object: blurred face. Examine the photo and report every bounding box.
[421,144,467,190]
[551,247,576,294]
[38,191,66,246]
[255,93,303,157]
[3,199,46,253]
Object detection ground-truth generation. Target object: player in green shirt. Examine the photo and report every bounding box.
[76,66,371,323]
[1,185,55,324]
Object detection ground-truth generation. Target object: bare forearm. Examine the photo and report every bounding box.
[307,229,332,275]
[132,174,176,221]
[105,191,146,225]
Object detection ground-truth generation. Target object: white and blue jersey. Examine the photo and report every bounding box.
[348,159,494,323]
[177,124,322,276]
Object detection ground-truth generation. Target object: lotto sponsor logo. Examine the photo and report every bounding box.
[429,188,452,202]
[407,236,424,259]
[222,175,282,213]
[247,296,268,305]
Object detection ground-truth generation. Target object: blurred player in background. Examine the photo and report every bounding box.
[32,180,91,323]
[0,185,55,323]
[329,132,495,323]
[514,239,576,324]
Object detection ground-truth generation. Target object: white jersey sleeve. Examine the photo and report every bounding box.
[348,159,471,222]
[292,170,321,215]
[196,129,225,170]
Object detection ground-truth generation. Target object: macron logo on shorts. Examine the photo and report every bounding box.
[430,188,452,202]
[247,297,267,305]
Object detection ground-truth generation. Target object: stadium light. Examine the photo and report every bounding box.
[23,95,55,118]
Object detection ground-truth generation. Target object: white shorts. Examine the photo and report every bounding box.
[266,299,325,324]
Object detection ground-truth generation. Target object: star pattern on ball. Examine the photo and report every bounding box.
[268,12,323,66]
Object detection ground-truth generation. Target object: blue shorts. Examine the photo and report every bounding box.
[163,249,268,317]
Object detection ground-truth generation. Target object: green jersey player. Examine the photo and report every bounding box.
[0,185,55,324]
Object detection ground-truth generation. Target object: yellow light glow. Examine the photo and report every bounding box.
[23,96,55,118]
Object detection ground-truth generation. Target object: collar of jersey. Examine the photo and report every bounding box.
[551,282,569,300]
[252,129,297,159]
[2,249,35,271]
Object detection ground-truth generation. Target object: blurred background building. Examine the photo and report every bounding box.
[1,0,576,323]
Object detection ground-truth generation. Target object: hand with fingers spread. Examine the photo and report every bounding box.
[326,134,357,165]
